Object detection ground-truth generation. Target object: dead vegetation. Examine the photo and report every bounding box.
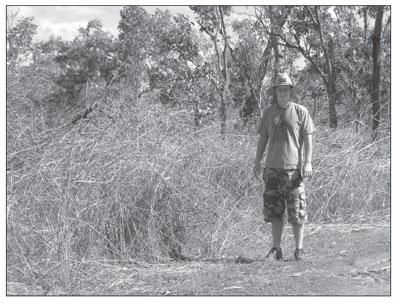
[7,78,390,294]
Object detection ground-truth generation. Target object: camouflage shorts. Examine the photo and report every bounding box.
[262,168,307,225]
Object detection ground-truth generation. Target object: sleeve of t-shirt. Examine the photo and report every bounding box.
[257,109,269,139]
[301,107,315,135]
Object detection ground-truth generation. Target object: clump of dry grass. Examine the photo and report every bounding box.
[7,74,390,293]
[6,88,260,291]
[308,123,390,224]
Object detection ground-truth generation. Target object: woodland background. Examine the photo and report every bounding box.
[6,6,390,291]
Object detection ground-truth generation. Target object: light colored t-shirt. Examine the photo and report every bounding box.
[257,102,314,169]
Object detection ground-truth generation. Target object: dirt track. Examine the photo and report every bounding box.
[7,223,390,296]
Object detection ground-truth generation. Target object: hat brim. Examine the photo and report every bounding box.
[266,85,301,96]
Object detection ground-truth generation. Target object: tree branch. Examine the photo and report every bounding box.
[305,6,318,27]
[195,20,221,71]
[260,22,327,85]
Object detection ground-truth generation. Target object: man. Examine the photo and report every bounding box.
[253,72,314,261]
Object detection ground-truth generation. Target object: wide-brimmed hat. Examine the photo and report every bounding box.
[266,72,301,96]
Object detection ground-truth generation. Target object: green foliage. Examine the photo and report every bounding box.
[285,7,331,66]
[7,16,37,66]
[190,5,232,35]
[153,12,199,61]
[118,7,204,105]
[118,6,151,61]
[146,10,201,105]
[325,7,372,122]
[229,18,265,123]
[190,6,234,135]
[54,19,120,98]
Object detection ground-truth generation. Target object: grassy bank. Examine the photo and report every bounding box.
[7,86,390,290]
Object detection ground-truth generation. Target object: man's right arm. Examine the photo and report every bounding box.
[253,135,268,177]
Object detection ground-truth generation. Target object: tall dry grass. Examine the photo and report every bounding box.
[308,124,390,223]
[7,75,390,291]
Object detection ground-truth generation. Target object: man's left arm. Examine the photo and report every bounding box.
[303,134,313,178]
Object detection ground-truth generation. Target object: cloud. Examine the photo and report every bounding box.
[9,5,196,41]
[7,5,252,42]
[38,18,88,41]
[8,6,123,41]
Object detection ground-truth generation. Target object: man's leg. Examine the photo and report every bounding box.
[272,219,284,249]
[293,223,306,260]
[292,223,304,249]
[263,168,285,259]
[286,169,307,260]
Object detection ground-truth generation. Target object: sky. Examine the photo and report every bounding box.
[6,5,254,42]
[6,6,194,41]
[6,3,393,43]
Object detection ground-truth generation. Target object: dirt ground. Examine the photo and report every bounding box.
[7,223,390,296]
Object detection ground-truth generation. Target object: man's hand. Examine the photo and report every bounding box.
[303,162,312,178]
[253,162,262,178]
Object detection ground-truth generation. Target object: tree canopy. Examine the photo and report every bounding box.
[7,5,391,137]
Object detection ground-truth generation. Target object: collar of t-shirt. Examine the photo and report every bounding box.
[276,101,293,110]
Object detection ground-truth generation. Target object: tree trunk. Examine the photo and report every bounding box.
[313,6,337,128]
[355,98,361,133]
[255,41,273,110]
[271,35,284,105]
[313,97,317,121]
[371,6,384,140]
[194,103,201,130]
[208,33,226,136]
[270,7,286,107]
[220,88,227,136]
[253,7,291,111]
[219,6,231,137]
[363,7,368,43]
[327,92,337,128]
[271,14,285,74]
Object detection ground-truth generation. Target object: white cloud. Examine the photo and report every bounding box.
[38,18,88,41]
[8,6,123,41]
[8,5,200,42]
[8,5,259,42]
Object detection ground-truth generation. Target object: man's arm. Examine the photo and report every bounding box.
[303,133,313,178]
[253,135,268,177]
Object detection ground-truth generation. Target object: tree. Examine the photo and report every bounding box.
[118,7,215,128]
[118,6,152,62]
[146,10,200,105]
[190,5,233,136]
[117,6,153,95]
[371,6,384,140]
[328,7,366,129]
[263,6,338,128]
[267,6,298,105]
[329,6,390,134]
[7,11,37,67]
[235,6,292,121]
[33,35,65,65]
[230,18,264,123]
[379,9,391,128]
[54,19,120,98]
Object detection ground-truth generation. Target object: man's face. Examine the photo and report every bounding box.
[276,85,292,106]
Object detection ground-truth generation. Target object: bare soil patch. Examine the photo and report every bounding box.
[7,223,390,296]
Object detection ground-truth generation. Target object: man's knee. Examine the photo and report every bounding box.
[270,217,284,224]
[291,221,304,228]
[287,186,307,224]
[288,212,307,225]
